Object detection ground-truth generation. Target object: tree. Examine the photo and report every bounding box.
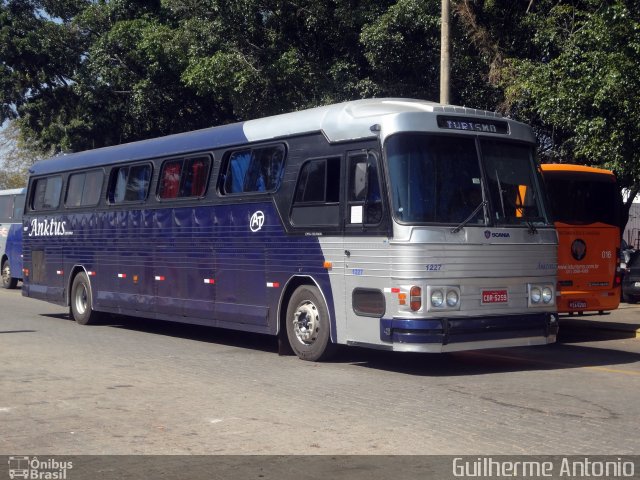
[0,121,40,188]
[454,0,640,228]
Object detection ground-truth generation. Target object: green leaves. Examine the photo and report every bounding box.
[2,0,639,211]
[503,1,640,184]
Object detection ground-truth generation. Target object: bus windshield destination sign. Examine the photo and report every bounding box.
[437,116,509,135]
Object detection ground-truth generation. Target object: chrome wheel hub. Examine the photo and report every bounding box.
[75,284,88,316]
[293,301,319,345]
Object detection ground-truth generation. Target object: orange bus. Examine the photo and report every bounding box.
[541,164,621,314]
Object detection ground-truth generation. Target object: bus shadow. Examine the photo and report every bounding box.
[104,315,640,376]
[37,312,640,376]
[106,314,280,354]
[558,325,640,343]
[339,342,640,376]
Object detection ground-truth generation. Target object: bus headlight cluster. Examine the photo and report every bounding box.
[528,284,555,307]
[427,286,461,311]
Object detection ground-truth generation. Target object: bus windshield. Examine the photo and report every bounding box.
[543,171,619,226]
[385,133,547,226]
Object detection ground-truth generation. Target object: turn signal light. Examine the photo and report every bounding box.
[398,293,407,306]
[410,286,422,311]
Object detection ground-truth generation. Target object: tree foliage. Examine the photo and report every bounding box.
[1,0,639,219]
[0,121,40,188]
[503,2,640,189]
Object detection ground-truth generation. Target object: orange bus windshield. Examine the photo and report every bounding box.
[542,169,620,227]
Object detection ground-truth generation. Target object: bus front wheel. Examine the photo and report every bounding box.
[70,272,100,325]
[285,285,336,361]
[1,259,18,289]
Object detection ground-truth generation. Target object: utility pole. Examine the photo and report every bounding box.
[440,0,451,104]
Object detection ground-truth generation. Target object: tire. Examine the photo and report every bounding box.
[70,272,100,325]
[1,259,18,289]
[285,285,336,361]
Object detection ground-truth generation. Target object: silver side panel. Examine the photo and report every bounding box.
[318,225,557,348]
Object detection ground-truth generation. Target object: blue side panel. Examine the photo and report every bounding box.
[23,203,335,336]
[6,224,23,280]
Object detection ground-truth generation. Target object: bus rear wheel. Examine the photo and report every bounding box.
[70,272,100,325]
[1,259,18,289]
[285,285,336,361]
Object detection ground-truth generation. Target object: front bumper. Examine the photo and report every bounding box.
[379,313,558,353]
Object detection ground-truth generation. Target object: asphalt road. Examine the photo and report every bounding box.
[1,286,640,456]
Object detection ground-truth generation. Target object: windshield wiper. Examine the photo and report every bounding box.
[495,169,506,219]
[526,220,538,235]
[451,200,488,234]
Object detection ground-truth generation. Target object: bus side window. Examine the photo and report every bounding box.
[108,164,151,204]
[0,195,12,222]
[12,194,25,221]
[347,153,382,225]
[159,161,182,199]
[31,176,62,211]
[223,145,285,194]
[290,157,341,227]
[158,156,211,200]
[66,170,104,207]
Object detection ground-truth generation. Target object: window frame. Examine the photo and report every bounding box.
[219,143,287,196]
[156,154,213,201]
[30,175,63,212]
[64,169,105,209]
[345,150,384,228]
[107,162,154,205]
[289,156,343,228]
[0,195,13,222]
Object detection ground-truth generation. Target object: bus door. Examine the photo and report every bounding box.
[44,242,65,303]
[343,150,389,341]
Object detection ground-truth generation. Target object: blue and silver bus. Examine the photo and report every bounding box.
[22,98,558,360]
[0,187,26,289]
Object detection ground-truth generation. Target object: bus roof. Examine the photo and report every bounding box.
[0,188,26,195]
[540,163,615,177]
[29,98,528,176]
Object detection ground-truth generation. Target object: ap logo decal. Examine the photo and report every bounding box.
[250,211,265,232]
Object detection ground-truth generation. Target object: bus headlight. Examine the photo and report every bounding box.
[427,286,461,311]
[446,289,459,307]
[528,284,555,307]
[530,287,542,304]
[431,289,444,307]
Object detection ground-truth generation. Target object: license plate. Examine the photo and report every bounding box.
[481,289,508,304]
[635,282,640,287]
[568,300,587,309]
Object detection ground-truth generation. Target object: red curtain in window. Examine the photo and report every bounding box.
[162,162,181,199]
[190,160,206,196]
